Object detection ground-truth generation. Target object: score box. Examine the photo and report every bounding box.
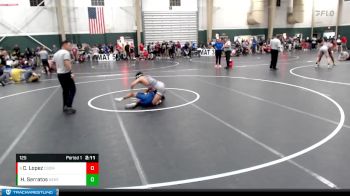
[16,154,99,187]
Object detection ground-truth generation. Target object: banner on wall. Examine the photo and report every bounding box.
[117,36,134,48]
[313,1,338,27]
[96,36,136,62]
[197,48,215,56]
[97,54,118,61]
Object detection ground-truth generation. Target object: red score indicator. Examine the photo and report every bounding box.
[86,162,99,174]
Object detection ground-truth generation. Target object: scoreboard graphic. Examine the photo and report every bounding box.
[16,154,99,187]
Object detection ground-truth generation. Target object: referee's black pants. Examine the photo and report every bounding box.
[270,49,279,69]
[58,72,76,108]
[215,50,222,65]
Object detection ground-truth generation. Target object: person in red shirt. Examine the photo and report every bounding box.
[71,46,78,62]
[341,36,348,51]
[139,49,149,60]
[139,43,144,55]
[144,50,149,59]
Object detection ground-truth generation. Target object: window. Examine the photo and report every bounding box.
[91,0,105,6]
[276,0,281,7]
[170,0,181,7]
[29,0,45,7]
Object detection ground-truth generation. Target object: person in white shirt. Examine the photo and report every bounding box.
[53,40,76,114]
[92,45,99,61]
[270,36,282,70]
[336,36,342,52]
[338,51,350,61]
[224,39,232,69]
[38,47,49,75]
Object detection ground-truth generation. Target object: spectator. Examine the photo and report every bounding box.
[38,47,50,75]
[258,39,264,53]
[307,37,312,50]
[32,47,41,69]
[224,38,232,69]
[146,43,151,54]
[98,44,103,54]
[338,51,350,61]
[24,48,33,60]
[311,37,317,50]
[192,42,197,50]
[252,38,257,54]
[336,36,342,52]
[108,43,114,54]
[161,41,167,58]
[242,40,249,55]
[183,42,192,59]
[139,49,149,60]
[149,43,155,60]
[72,45,79,62]
[92,45,99,61]
[169,41,175,59]
[52,45,58,54]
[287,37,293,51]
[83,44,91,60]
[10,63,40,83]
[101,44,108,54]
[176,41,181,57]
[139,42,144,55]
[130,44,136,60]
[0,67,8,86]
[341,35,347,52]
[155,42,161,58]
[12,45,21,59]
[125,42,130,60]
[0,47,8,66]
[213,38,224,68]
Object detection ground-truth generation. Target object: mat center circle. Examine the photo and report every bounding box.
[88,88,200,113]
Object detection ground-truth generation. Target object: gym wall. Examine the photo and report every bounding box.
[1,0,350,50]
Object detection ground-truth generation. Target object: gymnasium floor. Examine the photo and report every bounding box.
[0,51,350,189]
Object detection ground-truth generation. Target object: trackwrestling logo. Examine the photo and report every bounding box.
[1,189,58,196]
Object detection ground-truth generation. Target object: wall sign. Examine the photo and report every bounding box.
[97,54,117,61]
[198,49,215,56]
[315,10,335,17]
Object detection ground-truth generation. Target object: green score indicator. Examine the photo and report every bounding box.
[87,174,99,186]
[86,162,99,187]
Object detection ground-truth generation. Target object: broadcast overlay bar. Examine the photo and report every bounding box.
[16,154,99,187]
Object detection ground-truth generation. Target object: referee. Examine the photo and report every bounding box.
[53,41,76,114]
[270,35,282,70]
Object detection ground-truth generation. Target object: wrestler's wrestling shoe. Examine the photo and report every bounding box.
[114,97,124,102]
[315,62,319,68]
[125,103,138,109]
